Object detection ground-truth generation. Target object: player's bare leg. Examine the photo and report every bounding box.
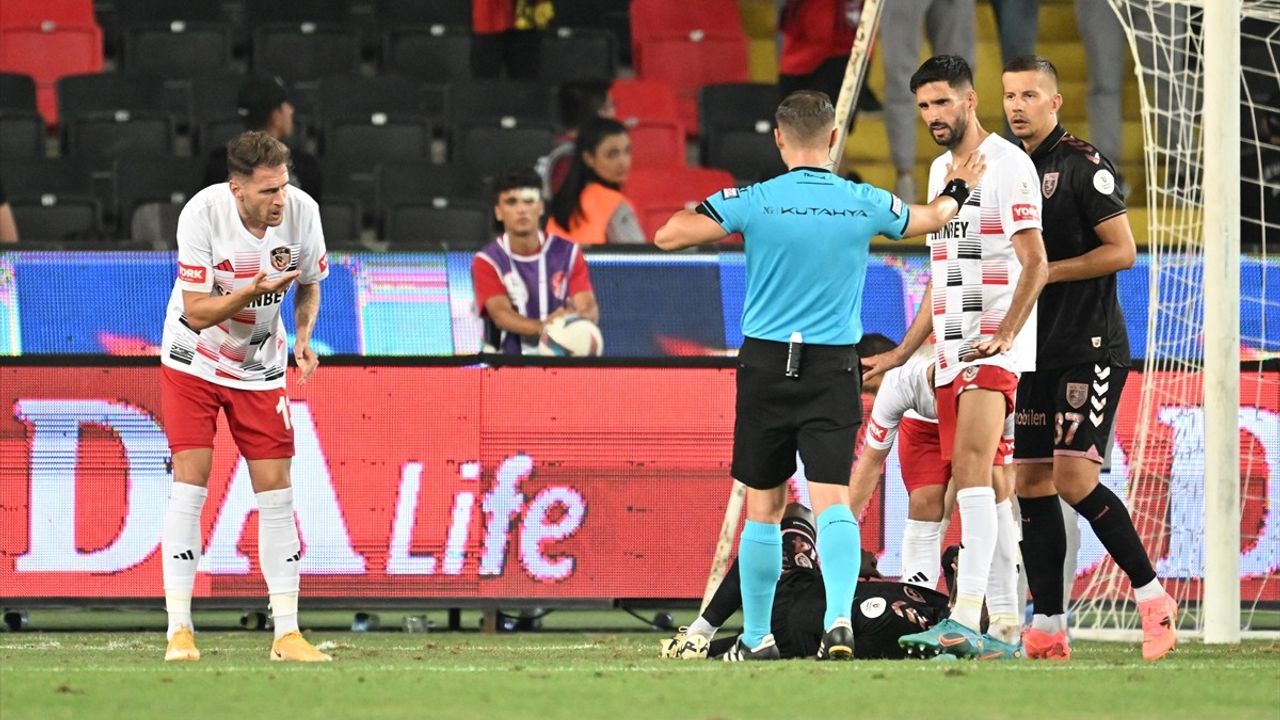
[1017,462,1072,659]
[810,483,859,660]
[724,486,785,661]
[163,449,211,661]
[1055,456,1176,661]
[248,458,331,662]
[902,485,945,589]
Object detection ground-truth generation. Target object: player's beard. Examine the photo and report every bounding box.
[930,115,968,149]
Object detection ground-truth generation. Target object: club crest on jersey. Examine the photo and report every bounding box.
[1066,382,1089,409]
[270,246,291,271]
[860,597,887,619]
[962,366,980,382]
[1042,172,1059,198]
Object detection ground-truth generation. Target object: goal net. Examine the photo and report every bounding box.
[1069,0,1280,639]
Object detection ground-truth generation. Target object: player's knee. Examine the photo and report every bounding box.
[1014,462,1055,497]
[1053,456,1102,503]
[907,489,945,522]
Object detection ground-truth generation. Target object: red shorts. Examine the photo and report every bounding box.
[160,365,295,460]
[897,416,1010,494]
[936,364,1018,463]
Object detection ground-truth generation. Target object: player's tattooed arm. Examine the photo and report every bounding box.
[293,282,321,385]
[864,280,933,382]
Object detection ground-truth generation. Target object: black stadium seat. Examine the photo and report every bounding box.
[376,0,469,26]
[0,112,45,158]
[10,195,104,242]
[448,80,554,127]
[317,75,440,126]
[120,21,235,79]
[453,122,554,183]
[0,72,37,111]
[324,114,433,170]
[112,156,203,237]
[538,27,618,84]
[384,199,492,250]
[382,25,472,84]
[68,111,174,168]
[252,24,360,84]
[319,196,363,249]
[0,157,94,198]
[58,73,166,124]
[378,161,484,216]
[698,82,780,160]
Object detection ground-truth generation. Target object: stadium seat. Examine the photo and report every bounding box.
[58,73,165,123]
[624,165,737,240]
[0,157,94,197]
[698,82,779,156]
[379,161,485,217]
[244,0,352,26]
[556,0,631,64]
[319,196,363,249]
[629,0,744,74]
[0,112,45,158]
[317,75,442,127]
[384,199,493,250]
[120,21,234,79]
[538,27,618,84]
[0,72,37,111]
[611,78,680,124]
[705,129,786,184]
[0,0,96,29]
[376,0,470,26]
[324,115,433,170]
[635,34,750,136]
[197,117,249,156]
[624,118,686,169]
[0,24,104,125]
[252,24,360,84]
[128,200,183,248]
[10,194,103,242]
[449,80,555,128]
[67,111,174,169]
[382,25,472,84]
[453,122,555,187]
[112,156,203,237]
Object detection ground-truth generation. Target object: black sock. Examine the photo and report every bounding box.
[1070,483,1157,589]
[701,562,742,628]
[1017,494,1067,616]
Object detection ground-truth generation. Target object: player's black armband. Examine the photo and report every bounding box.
[939,179,970,207]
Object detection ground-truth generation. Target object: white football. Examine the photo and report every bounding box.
[539,314,603,356]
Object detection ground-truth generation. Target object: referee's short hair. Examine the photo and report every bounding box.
[909,55,974,93]
[1003,54,1060,89]
[775,90,835,146]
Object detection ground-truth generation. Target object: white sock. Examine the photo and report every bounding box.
[953,486,998,632]
[162,482,207,639]
[901,519,943,589]
[1133,577,1166,603]
[256,488,302,639]
[686,616,717,640]
[985,500,1022,631]
[1032,613,1068,634]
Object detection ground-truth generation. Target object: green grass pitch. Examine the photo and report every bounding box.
[1,611,1277,720]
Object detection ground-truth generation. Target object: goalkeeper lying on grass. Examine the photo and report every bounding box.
[663,504,953,660]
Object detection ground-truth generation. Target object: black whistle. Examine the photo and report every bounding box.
[785,332,802,379]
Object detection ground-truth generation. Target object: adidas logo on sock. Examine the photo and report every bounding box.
[171,550,195,560]
[906,572,932,584]
[285,551,302,563]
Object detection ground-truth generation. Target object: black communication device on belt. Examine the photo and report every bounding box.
[785,332,802,379]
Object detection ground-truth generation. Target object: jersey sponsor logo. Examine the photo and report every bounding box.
[177,263,207,284]
[1093,169,1116,195]
[1066,382,1089,409]
[1016,408,1048,426]
[769,206,869,218]
[859,597,887,619]
[868,419,889,443]
[271,246,292,271]
[1012,203,1038,222]
[246,291,285,309]
[934,220,969,240]
[1042,172,1059,199]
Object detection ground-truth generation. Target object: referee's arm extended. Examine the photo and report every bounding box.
[654,208,726,250]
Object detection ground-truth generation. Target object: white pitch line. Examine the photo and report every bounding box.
[0,642,608,653]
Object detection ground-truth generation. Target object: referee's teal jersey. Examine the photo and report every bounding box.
[699,166,910,346]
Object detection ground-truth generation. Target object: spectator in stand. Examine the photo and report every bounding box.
[472,0,554,80]
[473,167,598,355]
[879,0,976,201]
[547,117,645,244]
[538,80,617,197]
[990,0,1041,65]
[0,180,17,243]
[203,74,322,198]
[1074,0,1125,162]
[777,0,881,115]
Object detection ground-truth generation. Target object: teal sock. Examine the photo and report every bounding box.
[817,504,861,630]
[738,520,782,648]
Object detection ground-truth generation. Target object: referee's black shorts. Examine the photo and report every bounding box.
[732,337,861,490]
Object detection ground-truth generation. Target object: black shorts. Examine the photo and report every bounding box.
[1014,363,1128,463]
[732,337,860,490]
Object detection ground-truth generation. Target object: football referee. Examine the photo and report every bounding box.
[655,90,985,661]
[1002,56,1178,661]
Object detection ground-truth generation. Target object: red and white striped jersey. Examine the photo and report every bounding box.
[926,133,1042,386]
[161,183,328,390]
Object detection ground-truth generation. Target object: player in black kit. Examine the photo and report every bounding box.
[1001,55,1178,662]
[661,504,951,660]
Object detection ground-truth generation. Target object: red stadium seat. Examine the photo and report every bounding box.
[624,118,686,169]
[0,0,96,29]
[611,78,679,125]
[0,24,103,126]
[635,34,749,137]
[629,0,743,74]
[624,165,738,241]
